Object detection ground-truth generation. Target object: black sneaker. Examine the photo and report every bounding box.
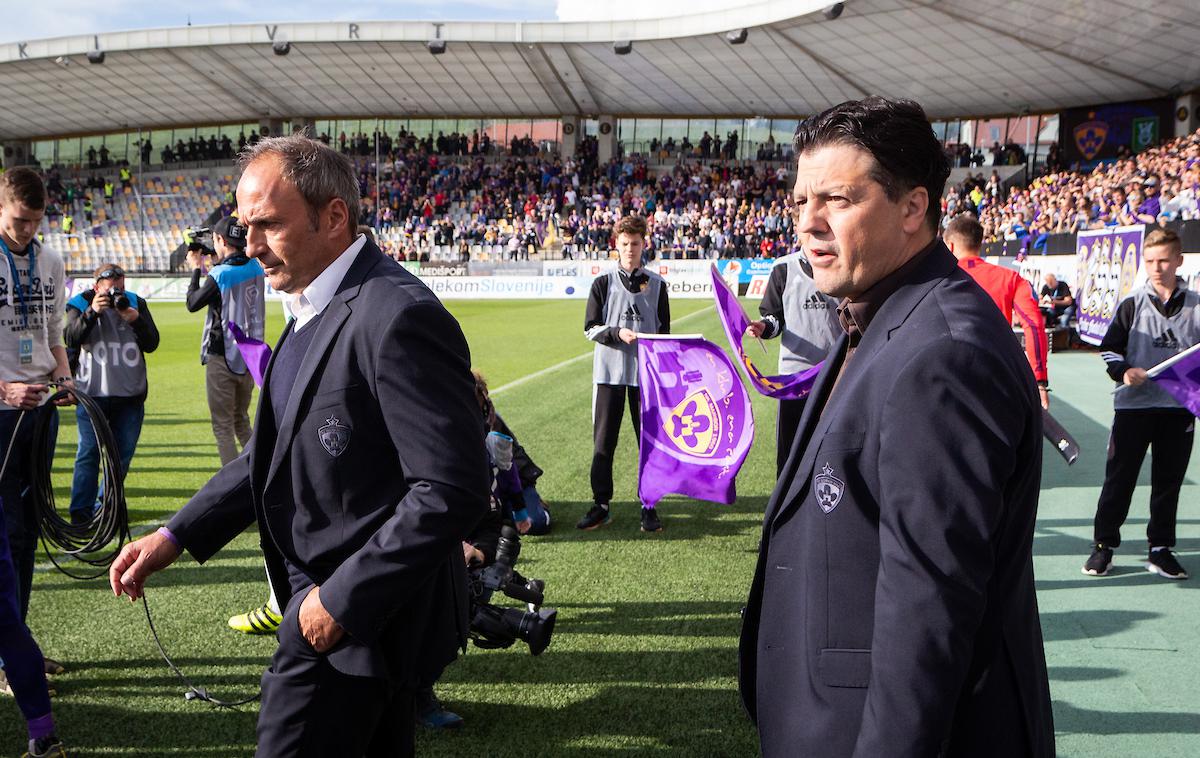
[1146,548,1188,580]
[1082,543,1113,576]
[576,504,611,530]
[640,507,663,533]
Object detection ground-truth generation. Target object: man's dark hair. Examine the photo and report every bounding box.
[793,96,950,231]
[0,167,49,211]
[943,214,984,251]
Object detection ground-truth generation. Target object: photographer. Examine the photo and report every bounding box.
[185,216,265,465]
[64,263,160,525]
[416,372,554,731]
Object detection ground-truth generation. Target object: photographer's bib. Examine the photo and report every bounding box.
[67,291,148,398]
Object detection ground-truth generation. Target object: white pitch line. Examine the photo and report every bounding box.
[490,305,715,396]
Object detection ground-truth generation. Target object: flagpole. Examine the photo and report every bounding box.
[638,333,704,340]
[1146,341,1200,378]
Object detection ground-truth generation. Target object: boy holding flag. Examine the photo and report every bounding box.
[1085,228,1198,579]
[580,215,670,533]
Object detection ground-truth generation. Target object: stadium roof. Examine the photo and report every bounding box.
[1,0,1198,141]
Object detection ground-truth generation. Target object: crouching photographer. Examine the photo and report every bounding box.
[415,374,557,732]
[64,263,159,525]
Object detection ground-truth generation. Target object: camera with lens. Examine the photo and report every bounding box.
[468,524,557,656]
[186,226,216,256]
[108,288,131,310]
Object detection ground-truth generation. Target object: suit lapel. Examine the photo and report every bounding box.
[766,243,958,529]
[763,332,847,525]
[262,241,383,489]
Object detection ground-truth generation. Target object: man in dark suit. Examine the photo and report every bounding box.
[738,97,1055,757]
[109,135,489,757]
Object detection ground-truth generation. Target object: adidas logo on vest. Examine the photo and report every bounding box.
[622,303,643,322]
[1153,328,1180,349]
[801,293,828,310]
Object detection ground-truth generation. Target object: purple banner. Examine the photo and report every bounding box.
[227,321,271,388]
[1075,225,1144,346]
[1150,343,1200,417]
[637,336,754,507]
[709,265,822,399]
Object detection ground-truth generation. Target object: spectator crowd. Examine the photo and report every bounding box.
[942,127,1200,248]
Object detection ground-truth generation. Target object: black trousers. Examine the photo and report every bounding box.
[1093,409,1194,549]
[775,398,808,477]
[591,384,640,505]
[256,589,414,758]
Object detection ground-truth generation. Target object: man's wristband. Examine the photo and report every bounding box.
[157,526,182,552]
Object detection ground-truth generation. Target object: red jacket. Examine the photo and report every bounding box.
[957,256,1048,383]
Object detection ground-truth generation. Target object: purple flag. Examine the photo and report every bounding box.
[1149,342,1200,416]
[227,321,271,388]
[637,335,755,507]
[709,265,822,399]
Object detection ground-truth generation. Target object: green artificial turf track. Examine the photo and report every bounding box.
[2,299,1197,756]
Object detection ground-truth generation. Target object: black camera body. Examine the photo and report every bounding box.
[108,288,131,310]
[186,226,216,256]
[467,525,557,656]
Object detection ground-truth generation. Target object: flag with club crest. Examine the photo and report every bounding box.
[709,265,822,399]
[1148,341,1200,417]
[637,334,755,507]
[227,321,272,388]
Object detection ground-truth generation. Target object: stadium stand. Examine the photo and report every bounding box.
[37,166,235,274]
[944,126,1200,246]
[33,124,1200,274]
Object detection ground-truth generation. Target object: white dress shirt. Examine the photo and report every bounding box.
[287,234,367,331]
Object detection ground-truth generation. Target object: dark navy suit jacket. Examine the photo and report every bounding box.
[168,240,490,687]
[739,243,1055,757]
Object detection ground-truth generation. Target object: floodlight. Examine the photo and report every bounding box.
[613,40,632,55]
[726,29,748,45]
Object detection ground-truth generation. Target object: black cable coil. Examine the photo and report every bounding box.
[28,384,131,578]
[14,384,258,707]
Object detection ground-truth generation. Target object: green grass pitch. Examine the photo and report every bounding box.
[2,298,1198,756]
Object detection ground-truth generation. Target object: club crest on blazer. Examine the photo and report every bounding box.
[318,415,351,458]
[814,463,844,514]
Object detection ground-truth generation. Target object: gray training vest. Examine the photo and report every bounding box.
[593,269,664,386]
[777,253,840,374]
[70,292,147,398]
[1115,279,1200,410]
[202,258,266,374]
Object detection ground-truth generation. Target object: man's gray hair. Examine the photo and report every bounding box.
[237,135,360,236]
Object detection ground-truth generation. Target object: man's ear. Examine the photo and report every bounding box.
[901,186,929,235]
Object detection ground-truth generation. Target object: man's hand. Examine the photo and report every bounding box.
[0,381,47,410]
[185,250,206,271]
[1038,386,1050,410]
[618,328,638,344]
[299,586,345,653]
[516,517,532,534]
[117,305,141,323]
[52,377,76,407]
[1123,367,1149,387]
[745,320,767,338]
[109,530,182,601]
[462,542,485,567]
[91,293,112,315]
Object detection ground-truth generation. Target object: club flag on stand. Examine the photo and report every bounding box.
[709,265,822,399]
[1148,341,1200,416]
[637,334,755,507]
[227,321,271,388]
